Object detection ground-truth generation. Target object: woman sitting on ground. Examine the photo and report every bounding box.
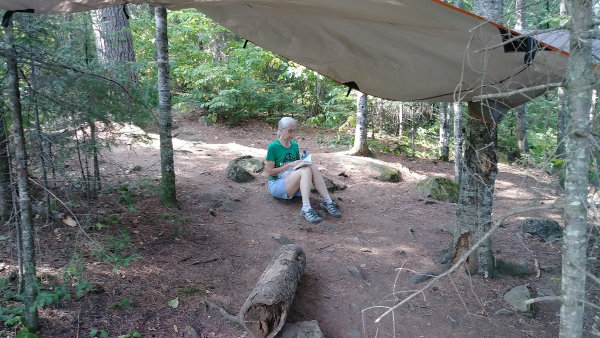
[265,117,341,223]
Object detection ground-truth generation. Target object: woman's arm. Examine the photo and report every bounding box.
[265,160,302,177]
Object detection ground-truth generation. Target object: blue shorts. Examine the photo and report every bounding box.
[269,178,302,199]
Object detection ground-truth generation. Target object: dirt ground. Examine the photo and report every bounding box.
[1,115,597,337]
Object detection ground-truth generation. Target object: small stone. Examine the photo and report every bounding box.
[522,218,562,241]
[347,266,367,282]
[394,249,406,256]
[410,271,437,284]
[325,247,335,253]
[350,237,362,244]
[503,285,533,315]
[279,320,325,338]
[359,248,372,253]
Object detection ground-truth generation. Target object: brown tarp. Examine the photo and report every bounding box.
[2,0,596,108]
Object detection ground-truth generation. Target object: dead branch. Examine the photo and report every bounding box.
[373,202,562,323]
[524,296,561,305]
[472,82,563,101]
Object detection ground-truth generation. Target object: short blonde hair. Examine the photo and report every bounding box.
[277,117,297,138]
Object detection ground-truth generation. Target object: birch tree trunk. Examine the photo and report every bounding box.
[439,103,451,161]
[0,106,11,220]
[453,102,463,181]
[559,0,592,336]
[349,92,372,156]
[6,17,39,332]
[155,6,178,207]
[514,0,528,158]
[556,0,569,159]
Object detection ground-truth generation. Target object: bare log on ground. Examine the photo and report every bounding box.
[238,244,306,338]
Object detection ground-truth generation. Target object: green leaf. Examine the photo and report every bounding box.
[101,331,108,338]
[90,328,98,337]
[132,332,141,338]
[168,298,179,309]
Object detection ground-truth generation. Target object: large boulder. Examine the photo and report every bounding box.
[227,155,264,183]
[522,218,562,241]
[366,162,401,182]
[503,285,534,316]
[415,177,459,203]
[232,155,264,173]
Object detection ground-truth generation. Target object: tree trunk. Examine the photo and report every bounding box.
[89,121,101,195]
[448,0,505,278]
[474,0,504,23]
[90,5,136,64]
[513,0,528,159]
[450,102,507,277]
[557,87,568,159]
[349,92,372,156]
[453,101,463,181]
[239,245,306,338]
[439,103,451,161]
[514,0,526,30]
[0,106,11,221]
[5,18,39,332]
[559,0,592,336]
[155,6,178,207]
[516,104,529,156]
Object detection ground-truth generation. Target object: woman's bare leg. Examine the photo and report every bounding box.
[308,165,329,198]
[285,167,312,204]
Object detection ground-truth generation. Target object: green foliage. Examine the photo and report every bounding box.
[110,298,131,310]
[117,186,136,211]
[15,328,39,338]
[90,328,109,338]
[94,229,136,273]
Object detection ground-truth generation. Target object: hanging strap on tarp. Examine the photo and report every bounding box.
[122,5,130,20]
[498,28,546,65]
[2,9,35,28]
[343,81,360,96]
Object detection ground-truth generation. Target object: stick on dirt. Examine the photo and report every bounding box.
[238,244,306,338]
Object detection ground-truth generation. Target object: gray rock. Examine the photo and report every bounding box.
[366,162,401,182]
[183,325,201,338]
[278,320,325,338]
[272,234,294,245]
[226,162,254,183]
[522,218,562,240]
[415,177,459,203]
[199,116,214,126]
[347,266,367,282]
[495,258,535,277]
[229,155,264,174]
[410,270,438,284]
[312,176,347,193]
[325,247,336,253]
[503,285,532,314]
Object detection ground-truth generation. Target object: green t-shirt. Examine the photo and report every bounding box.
[266,140,300,181]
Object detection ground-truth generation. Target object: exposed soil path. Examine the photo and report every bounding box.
[1,116,580,337]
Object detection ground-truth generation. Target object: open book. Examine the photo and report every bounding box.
[293,154,312,170]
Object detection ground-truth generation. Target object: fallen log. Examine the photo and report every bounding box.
[238,244,306,338]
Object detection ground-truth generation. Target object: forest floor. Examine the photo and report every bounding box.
[1,114,599,337]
